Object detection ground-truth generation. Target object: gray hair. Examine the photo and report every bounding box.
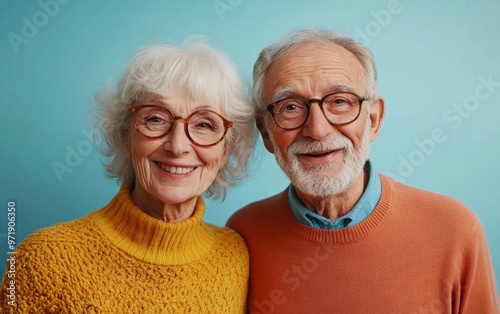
[92,36,256,199]
[252,27,380,116]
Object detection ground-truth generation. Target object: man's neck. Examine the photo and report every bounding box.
[295,169,369,220]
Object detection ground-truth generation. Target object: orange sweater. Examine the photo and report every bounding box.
[1,184,248,313]
[228,175,500,313]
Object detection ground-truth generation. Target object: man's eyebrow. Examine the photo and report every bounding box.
[326,83,357,94]
[271,83,360,103]
[272,87,295,102]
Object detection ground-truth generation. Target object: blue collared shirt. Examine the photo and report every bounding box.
[288,161,381,229]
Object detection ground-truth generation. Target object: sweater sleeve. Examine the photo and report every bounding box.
[0,232,68,313]
[454,219,500,313]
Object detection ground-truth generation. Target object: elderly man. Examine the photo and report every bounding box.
[227,28,499,313]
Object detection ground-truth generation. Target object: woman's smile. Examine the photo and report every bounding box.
[155,161,197,175]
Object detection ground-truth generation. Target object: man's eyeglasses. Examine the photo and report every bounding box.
[129,105,233,147]
[266,92,367,130]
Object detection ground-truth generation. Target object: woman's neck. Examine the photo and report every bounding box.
[131,183,197,223]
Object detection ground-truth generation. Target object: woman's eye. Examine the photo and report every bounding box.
[146,116,165,124]
[284,104,297,111]
[196,122,214,129]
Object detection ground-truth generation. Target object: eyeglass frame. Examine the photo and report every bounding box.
[265,92,368,130]
[128,104,233,147]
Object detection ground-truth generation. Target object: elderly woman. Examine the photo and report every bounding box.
[0,37,256,313]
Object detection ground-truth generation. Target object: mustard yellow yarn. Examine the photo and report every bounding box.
[1,184,248,313]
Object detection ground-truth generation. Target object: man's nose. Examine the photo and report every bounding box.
[301,102,333,140]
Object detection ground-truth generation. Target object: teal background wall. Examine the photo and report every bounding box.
[1,0,499,290]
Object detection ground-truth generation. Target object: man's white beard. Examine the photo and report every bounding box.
[269,116,371,198]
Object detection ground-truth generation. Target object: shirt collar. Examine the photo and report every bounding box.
[288,160,381,229]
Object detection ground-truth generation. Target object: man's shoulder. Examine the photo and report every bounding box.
[227,190,287,228]
[388,176,467,205]
[383,174,479,226]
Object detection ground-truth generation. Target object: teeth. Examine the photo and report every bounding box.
[158,163,195,174]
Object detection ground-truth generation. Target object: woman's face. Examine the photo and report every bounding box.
[129,94,227,208]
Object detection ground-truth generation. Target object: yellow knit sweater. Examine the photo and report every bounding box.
[1,184,249,313]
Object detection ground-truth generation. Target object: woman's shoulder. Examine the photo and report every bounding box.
[203,223,249,271]
[15,215,101,256]
[205,222,243,239]
[205,223,248,250]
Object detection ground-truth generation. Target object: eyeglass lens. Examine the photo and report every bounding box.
[271,92,362,129]
[133,106,227,146]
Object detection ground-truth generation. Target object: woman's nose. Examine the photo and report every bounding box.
[163,120,191,155]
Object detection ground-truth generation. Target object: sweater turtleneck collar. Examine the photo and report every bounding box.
[90,183,215,265]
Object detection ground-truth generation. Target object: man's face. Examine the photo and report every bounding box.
[261,41,383,197]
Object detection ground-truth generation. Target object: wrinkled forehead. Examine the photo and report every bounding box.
[264,41,368,100]
[134,73,226,113]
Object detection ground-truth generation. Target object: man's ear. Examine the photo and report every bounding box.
[256,114,275,154]
[369,96,386,142]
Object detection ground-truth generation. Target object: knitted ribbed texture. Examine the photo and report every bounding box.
[1,184,248,313]
[228,175,500,313]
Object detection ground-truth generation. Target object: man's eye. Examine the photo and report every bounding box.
[278,100,303,111]
[333,98,348,104]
